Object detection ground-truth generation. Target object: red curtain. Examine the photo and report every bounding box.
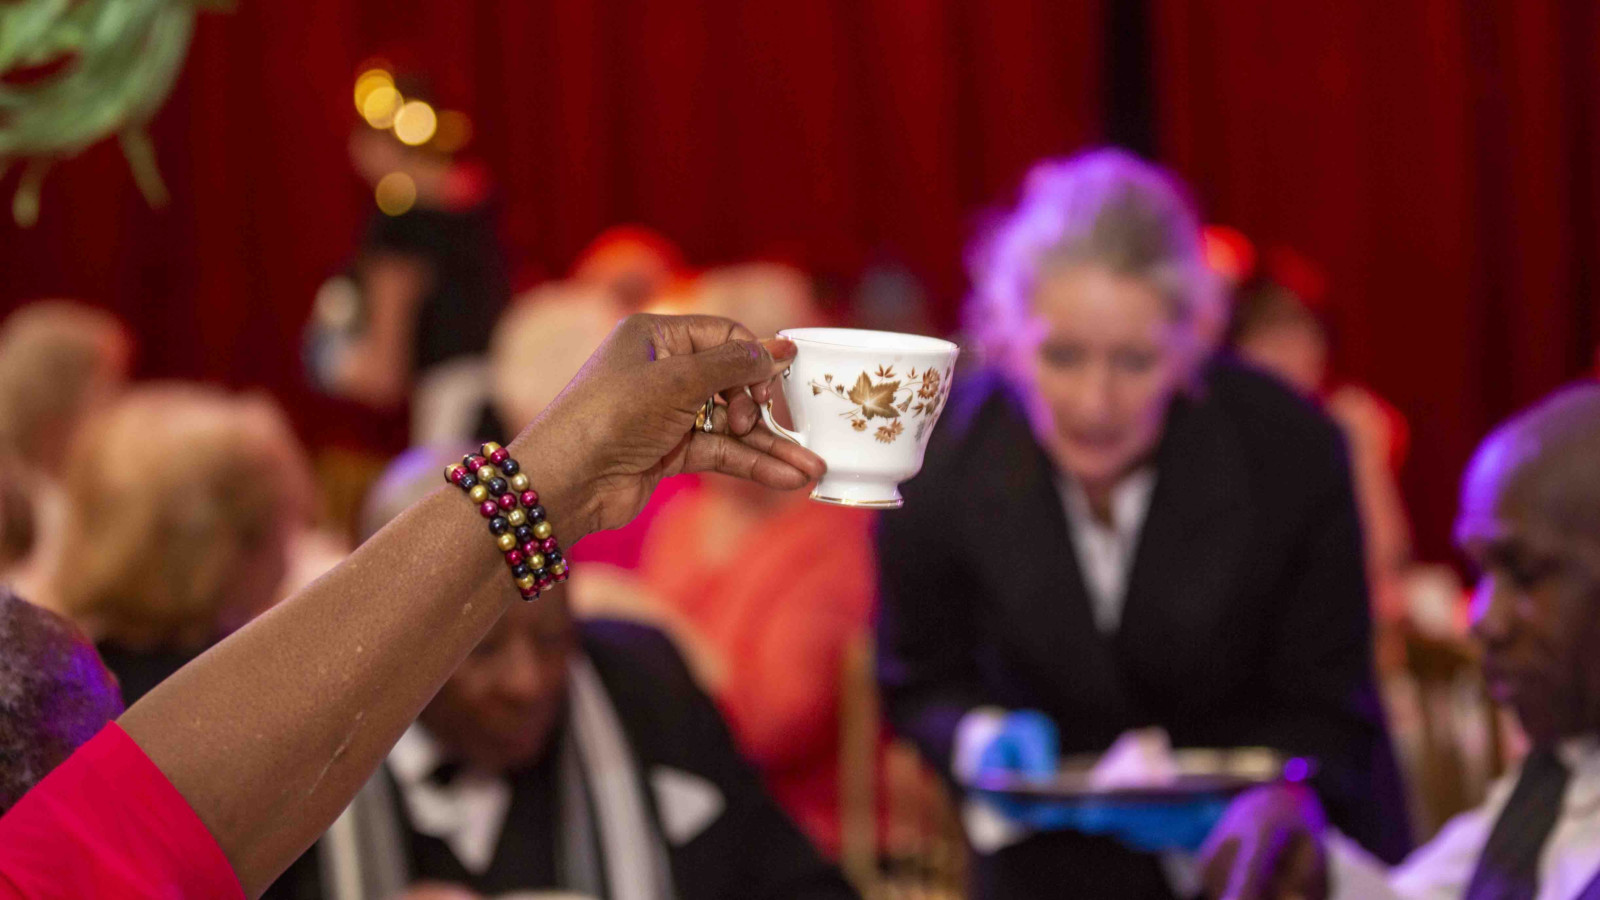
[1153,0,1600,561]
[0,0,1103,452]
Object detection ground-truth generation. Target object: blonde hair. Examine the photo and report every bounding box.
[0,302,128,467]
[54,384,313,645]
[490,281,624,428]
[966,149,1215,363]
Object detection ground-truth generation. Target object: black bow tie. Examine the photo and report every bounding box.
[426,759,466,788]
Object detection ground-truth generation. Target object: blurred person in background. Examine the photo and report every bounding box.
[1200,384,1600,900]
[876,149,1409,898]
[0,590,125,815]
[313,446,858,900]
[634,262,879,858]
[0,301,130,609]
[570,224,687,312]
[52,384,314,707]
[307,70,509,445]
[1227,251,1415,632]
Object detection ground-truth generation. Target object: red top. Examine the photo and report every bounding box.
[0,723,243,899]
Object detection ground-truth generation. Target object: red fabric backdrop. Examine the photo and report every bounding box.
[5,2,1599,561]
[1154,0,1600,560]
[0,0,1103,452]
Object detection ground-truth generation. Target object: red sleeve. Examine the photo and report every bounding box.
[0,722,244,899]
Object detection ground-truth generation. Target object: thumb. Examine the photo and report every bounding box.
[671,337,796,403]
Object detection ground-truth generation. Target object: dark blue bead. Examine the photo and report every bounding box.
[500,458,520,476]
[488,516,510,535]
[525,505,545,523]
[512,563,532,579]
[546,550,564,566]
[457,474,477,490]
[487,477,509,496]
[514,525,535,544]
[531,567,547,581]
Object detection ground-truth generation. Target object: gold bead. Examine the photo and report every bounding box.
[527,552,546,570]
[532,521,553,540]
[509,473,530,492]
[516,573,536,590]
[481,441,504,456]
[468,484,490,503]
[551,562,567,576]
[445,464,463,482]
[507,509,527,527]
[477,465,498,482]
[496,533,518,552]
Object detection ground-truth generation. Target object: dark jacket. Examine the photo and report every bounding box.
[305,620,857,900]
[875,364,1410,898]
[584,620,858,900]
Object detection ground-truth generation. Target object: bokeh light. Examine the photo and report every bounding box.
[392,100,438,146]
[374,171,417,216]
[360,85,402,129]
[432,110,472,154]
[352,69,393,115]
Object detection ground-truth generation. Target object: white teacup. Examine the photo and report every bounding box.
[761,327,960,508]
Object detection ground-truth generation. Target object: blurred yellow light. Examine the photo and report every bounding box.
[361,85,402,129]
[353,69,393,114]
[432,110,472,154]
[374,171,416,216]
[392,100,438,146]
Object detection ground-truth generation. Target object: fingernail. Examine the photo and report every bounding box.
[761,338,796,361]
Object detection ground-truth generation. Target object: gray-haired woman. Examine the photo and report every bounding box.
[875,149,1410,898]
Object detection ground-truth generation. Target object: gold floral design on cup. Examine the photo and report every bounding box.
[807,365,953,444]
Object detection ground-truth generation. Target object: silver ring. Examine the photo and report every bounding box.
[695,396,717,433]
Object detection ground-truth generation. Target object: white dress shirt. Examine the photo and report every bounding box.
[1058,468,1157,635]
[1330,738,1600,899]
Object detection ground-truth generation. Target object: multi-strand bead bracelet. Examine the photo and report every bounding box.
[443,442,568,600]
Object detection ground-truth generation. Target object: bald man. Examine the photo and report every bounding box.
[1198,384,1600,900]
[0,590,124,813]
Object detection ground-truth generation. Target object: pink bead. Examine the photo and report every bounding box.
[505,549,524,566]
[497,494,517,511]
[447,466,466,485]
[537,577,554,591]
[479,501,499,518]
[466,455,486,472]
[519,585,539,599]
[490,448,509,464]
[519,490,539,508]
[554,571,569,583]
[540,537,558,553]
[522,541,539,557]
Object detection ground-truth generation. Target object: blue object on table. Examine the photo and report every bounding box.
[971,712,1231,852]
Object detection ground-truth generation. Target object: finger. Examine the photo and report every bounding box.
[1198,838,1239,898]
[664,337,798,407]
[722,385,760,436]
[735,421,826,481]
[1221,834,1268,900]
[681,431,815,489]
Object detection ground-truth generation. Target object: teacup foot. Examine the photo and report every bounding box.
[809,484,904,509]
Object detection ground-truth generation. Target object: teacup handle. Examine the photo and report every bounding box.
[760,400,807,447]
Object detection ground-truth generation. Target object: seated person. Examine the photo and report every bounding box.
[312,448,858,900]
[51,384,314,706]
[1201,383,1600,899]
[0,591,124,814]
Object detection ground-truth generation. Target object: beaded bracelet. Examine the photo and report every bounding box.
[443,441,570,600]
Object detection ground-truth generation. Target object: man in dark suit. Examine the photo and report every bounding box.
[298,447,856,900]
[876,362,1410,898]
[316,595,856,900]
